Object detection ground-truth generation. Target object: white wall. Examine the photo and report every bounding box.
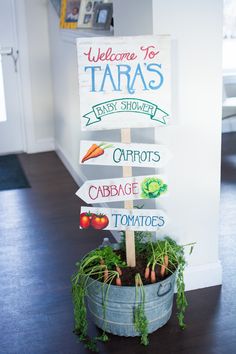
[152,0,223,290]
[48,0,223,290]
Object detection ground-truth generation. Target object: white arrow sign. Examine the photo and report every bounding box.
[80,140,171,168]
[80,207,168,232]
[76,175,168,204]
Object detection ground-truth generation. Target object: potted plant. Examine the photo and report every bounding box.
[71,231,194,351]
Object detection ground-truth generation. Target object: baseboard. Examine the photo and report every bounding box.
[55,141,120,241]
[27,138,55,153]
[184,261,222,291]
[222,116,236,133]
[55,141,87,186]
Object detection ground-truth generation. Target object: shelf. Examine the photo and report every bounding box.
[61,28,114,44]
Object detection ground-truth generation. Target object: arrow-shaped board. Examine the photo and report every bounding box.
[80,207,167,232]
[76,175,168,204]
[80,141,171,168]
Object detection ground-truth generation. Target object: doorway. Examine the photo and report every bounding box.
[0,0,25,154]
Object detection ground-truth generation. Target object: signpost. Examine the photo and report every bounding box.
[76,174,168,204]
[80,140,171,168]
[76,35,171,267]
[80,206,168,232]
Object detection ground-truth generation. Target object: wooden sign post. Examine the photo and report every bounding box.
[76,35,171,268]
[122,128,135,266]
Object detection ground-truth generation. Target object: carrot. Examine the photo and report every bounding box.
[144,266,150,279]
[116,276,122,286]
[164,255,169,267]
[84,146,104,162]
[104,267,109,282]
[81,143,113,163]
[100,259,105,265]
[160,255,169,277]
[160,264,166,277]
[81,144,99,162]
[116,265,122,276]
[150,270,156,283]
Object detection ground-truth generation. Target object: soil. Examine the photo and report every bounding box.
[92,249,176,287]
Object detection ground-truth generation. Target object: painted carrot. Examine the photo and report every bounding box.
[144,266,150,279]
[81,143,113,163]
[83,146,104,162]
[116,276,122,286]
[150,270,156,283]
[116,265,122,276]
[82,144,99,162]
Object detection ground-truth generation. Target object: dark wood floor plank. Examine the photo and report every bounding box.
[0,139,235,354]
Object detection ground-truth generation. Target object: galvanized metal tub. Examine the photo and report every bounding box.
[86,271,176,337]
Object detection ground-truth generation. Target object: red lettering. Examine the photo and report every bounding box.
[84,46,137,63]
[102,185,110,198]
[110,184,118,196]
[140,45,159,60]
[124,183,132,195]
[132,182,139,195]
[88,185,98,200]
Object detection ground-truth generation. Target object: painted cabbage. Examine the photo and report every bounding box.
[141,177,167,199]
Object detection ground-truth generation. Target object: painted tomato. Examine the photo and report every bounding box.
[91,214,109,230]
[80,212,94,229]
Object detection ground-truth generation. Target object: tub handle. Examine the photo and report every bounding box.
[157,282,172,297]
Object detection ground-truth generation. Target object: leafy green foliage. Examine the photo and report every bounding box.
[141,177,167,199]
[146,236,195,329]
[134,274,149,346]
[71,246,122,352]
[72,281,87,336]
[71,238,195,351]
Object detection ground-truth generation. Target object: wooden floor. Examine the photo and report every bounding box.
[0,133,235,354]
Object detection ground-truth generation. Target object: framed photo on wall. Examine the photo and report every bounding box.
[60,0,81,29]
[77,0,104,29]
[92,3,113,30]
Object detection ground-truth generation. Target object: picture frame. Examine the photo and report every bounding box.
[60,0,81,29]
[50,0,61,17]
[92,3,113,31]
[77,0,104,29]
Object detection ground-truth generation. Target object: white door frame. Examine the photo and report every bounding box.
[13,0,36,153]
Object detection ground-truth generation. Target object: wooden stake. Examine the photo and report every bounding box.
[121,128,136,267]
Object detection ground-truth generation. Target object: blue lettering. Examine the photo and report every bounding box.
[130,63,148,93]
[100,64,117,92]
[147,63,163,90]
[121,215,128,225]
[117,64,132,93]
[112,213,121,227]
[84,65,101,92]
[158,216,165,227]
[152,151,161,162]
[113,148,122,164]
[145,216,152,226]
